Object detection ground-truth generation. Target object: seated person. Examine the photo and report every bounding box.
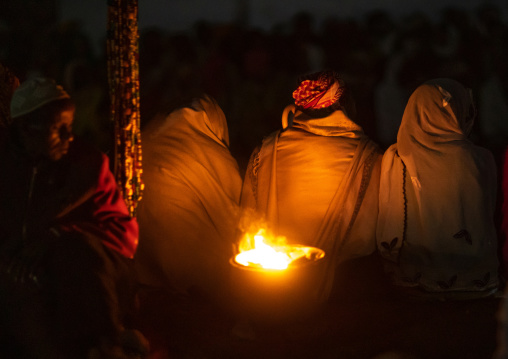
[0,77,147,358]
[376,78,499,299]
[135,94,242,303]
[240,70,382,302]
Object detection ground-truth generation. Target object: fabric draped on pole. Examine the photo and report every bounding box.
[107,0,143,217]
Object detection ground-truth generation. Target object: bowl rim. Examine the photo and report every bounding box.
[229,245,326,272]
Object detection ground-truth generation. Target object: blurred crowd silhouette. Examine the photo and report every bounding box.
[2,3,508,174]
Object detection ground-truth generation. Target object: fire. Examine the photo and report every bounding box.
[234,229,324,270]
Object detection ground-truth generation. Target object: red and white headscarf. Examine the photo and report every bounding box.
[293,71,344,110]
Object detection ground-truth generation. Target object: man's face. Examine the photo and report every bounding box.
[46,108,74,161]
[25,108,75,161]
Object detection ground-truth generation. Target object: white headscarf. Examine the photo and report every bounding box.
[135,94,242,297]
[377,78,499,295]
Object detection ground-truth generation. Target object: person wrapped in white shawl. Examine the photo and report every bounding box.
[241,71,382,302]
[377,78,499,299]
[135,94,242,301]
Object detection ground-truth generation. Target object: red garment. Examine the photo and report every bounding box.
[58,149,139,258]
[0,136,138,259]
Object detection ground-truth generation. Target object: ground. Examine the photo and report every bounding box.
[136,255,503,359]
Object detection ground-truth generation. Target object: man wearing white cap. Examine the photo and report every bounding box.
[0,77,147,358]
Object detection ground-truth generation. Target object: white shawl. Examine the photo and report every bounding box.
[241,105,381,300]
[377,78,499,295]
[135,95,242,297]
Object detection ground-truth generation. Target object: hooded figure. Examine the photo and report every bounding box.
[376,78,499,299]
[135,94,242,301]
[240,70,382,301]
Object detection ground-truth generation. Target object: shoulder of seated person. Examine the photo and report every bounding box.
[67,137,106,164]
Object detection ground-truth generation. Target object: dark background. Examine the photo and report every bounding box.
[1,0,508,173]
[58,0,508,51]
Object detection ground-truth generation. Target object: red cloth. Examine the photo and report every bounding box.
[0,137,138,259]
[292,71,344,109]
[59,152,139,258]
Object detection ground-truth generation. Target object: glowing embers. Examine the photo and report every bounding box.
[234,229,325,270]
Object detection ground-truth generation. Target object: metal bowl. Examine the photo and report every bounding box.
[229,247,327,324]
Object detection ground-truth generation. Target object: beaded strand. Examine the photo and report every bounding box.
[107,0,143,217]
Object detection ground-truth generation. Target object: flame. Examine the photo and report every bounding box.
[234,229,324,270]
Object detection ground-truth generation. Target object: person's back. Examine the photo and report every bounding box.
[270,122,358,246]
[377,78,499,299]
[241,71,382,300]
[135,94,243,302]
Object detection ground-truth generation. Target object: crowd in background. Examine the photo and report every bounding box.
[1,3,508,173]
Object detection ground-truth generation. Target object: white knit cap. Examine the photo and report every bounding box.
[10,77,70,119]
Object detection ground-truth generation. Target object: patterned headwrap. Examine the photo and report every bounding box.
[293,71,344,110]
[0,63,20,128]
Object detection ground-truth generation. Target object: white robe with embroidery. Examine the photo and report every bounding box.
[377,78,499,296]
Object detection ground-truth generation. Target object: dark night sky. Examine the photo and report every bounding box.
[61,0,508,51]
